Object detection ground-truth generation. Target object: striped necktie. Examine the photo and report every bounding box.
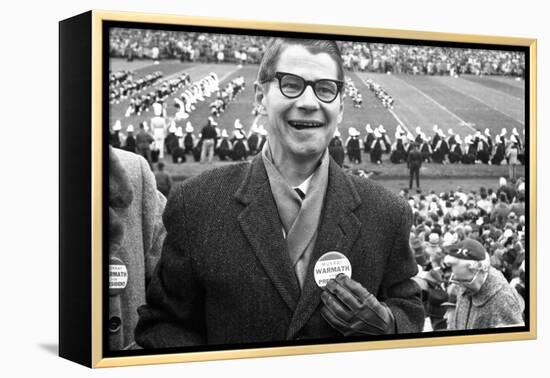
[294,188,305,200]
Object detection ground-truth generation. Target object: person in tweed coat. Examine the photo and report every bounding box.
[444,239,524,330]
[109,147,166,350]
[135,38,423,348]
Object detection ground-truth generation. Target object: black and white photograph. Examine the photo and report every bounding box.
[105,21,530,357]
[7,0,550,375]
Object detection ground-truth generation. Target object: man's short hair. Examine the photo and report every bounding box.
[257,38,344,84]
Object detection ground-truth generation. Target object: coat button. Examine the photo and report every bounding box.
[109,316,121,333]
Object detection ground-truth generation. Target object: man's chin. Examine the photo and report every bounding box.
[289,145,326,161]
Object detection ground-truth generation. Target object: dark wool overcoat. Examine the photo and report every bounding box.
[135,154,424,348]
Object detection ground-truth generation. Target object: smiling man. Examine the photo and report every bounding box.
[135,38,424,348]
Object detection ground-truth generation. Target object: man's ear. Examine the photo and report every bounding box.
[337,94,344,124]
[254,81,268,116]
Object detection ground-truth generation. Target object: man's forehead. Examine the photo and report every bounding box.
[275,44,339,79]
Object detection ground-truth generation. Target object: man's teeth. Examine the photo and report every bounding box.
[289,121,323,128]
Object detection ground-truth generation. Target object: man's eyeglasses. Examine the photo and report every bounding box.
[262,72,344,103]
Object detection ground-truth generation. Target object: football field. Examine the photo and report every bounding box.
[109,58,526,191]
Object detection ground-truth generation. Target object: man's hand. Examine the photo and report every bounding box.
[320,274,396,336]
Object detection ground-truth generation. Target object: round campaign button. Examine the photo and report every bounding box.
[109,316,122,333]
[313,251,352,288]
[109,256,128,296]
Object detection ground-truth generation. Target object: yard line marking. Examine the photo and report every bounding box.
[388,108,413,136]
[356,75,414,136]
[438,80,524,125]
[218,65,242,83]
[392,75,477,132]
[461,77,524,101]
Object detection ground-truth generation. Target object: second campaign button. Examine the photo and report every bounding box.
[109,256,128,296]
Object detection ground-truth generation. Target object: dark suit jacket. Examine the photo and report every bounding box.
[408,149,423,169]
[135,155,424,348]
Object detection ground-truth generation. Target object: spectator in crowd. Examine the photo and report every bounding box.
[150,102,167,159]
[164,124,179,156]
[497,177,517,203]
[477,187,493,214]
[412,269,448,331]
[491,193,511,228]
[411,236,429,269]
[345,127,362,164]
[171,134,187,164]
[154,162,173,197]
[328,128,345,167]
[192,136,203,162]
[183,122,196,156]
[363,124,374,154]
[407,142,423,190]
[108,146,166,350]
[507,138,520,181]
[231,130,249,161]
[110,120,122,148]
[443,238,524,329]
[247,124,261,155]
[510,191,525,217]
[370,128,385,164]
[199,118,218,164]
[425,233,444,269]
[215,129,232,161]
[123,124,137,153]
[136,122,154,166]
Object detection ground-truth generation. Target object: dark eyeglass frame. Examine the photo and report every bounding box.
[262,71,344,103]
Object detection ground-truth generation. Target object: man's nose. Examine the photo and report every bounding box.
[295,85,320,110]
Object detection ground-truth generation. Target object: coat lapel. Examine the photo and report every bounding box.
[235,156,300,312]
[286,159,362,339]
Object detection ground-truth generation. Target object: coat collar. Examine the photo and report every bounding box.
[235,155,363,338]
[235,156,300,312]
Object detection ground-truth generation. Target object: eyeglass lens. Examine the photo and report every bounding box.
[279,73,339,102]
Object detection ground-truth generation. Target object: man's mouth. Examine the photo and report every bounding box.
[288,120,325,130]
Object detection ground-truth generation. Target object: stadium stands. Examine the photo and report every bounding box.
[110,29,525,77]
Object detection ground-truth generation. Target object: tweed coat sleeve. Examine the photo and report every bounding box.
[137,156,167,285]
[483,290,525,327]
[378,201,425,333]
[135,184,206,348]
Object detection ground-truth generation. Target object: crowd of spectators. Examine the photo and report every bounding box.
[397,178,526,331]
[110,28,267,64]
[110,29,525,77]
[339,42,525,77]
